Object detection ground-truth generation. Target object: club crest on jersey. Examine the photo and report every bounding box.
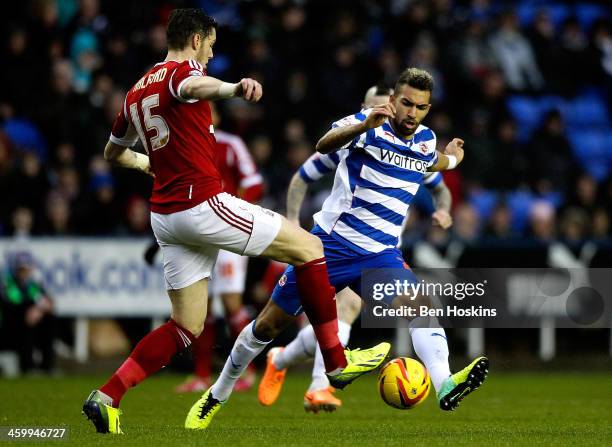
[419,142,428,154]
[278,274,287,287]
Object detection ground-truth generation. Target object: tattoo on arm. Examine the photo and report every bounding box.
[432,182,452,212]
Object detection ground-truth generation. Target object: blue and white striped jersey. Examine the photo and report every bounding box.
[313,109,439,254]
[299,151,442,188]
[298,149,347,183]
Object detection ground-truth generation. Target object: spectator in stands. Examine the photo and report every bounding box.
[0,251,56,373]
[492,118,524,190]
[29,0,63,68]
[592,208,610,240]
[320,45,364,119]
[560,207,590,243]
[568,174,599,215]
[407,35,445,102]
[558,17,591,94]
[42,191,74,235]
[11,207,34,238]
[489,11,544,92]
[37,59,84,151]
[485,202,517,240]
[529,110,574,193]
[12,152,49,222]
[452,16,496,86]
[1,26,35,116]
[0,133,15,228]
[376,46,402,90]
[528,201,557,243]
[592,19,612,83]
[0,1,610,243]
[461,110,495,188]
[478,71,510,129]
[527,10,562,92]
[453,203,481,242]
[52,142,77,170]
[77,173,119,235]
[54,166,81,205]
[123,195,150,235]
[64,0,108,45]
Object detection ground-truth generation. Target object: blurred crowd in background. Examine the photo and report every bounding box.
[1,0,611,245]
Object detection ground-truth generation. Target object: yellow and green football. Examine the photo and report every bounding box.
[378,357,431,409]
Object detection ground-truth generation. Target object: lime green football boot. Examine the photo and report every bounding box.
[326,342,391,390]
[437,356,489,411]
[82,390,123,434]
[185,388,225,430]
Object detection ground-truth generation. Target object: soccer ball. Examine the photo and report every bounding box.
[378,357,431,409]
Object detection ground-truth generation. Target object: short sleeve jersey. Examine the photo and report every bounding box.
[110,59,223,214]
[313,109,439,254]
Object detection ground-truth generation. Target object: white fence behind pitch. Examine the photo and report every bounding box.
[0,238,171,364]
[0,238,170,317]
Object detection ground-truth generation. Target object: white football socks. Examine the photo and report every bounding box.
[409,327,451,392]
[308,320,352,392]
[273,324,317,370]
[211,321,270,401]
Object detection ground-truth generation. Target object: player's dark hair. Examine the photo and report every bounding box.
[395,68,434,94]
[166,8,218,50]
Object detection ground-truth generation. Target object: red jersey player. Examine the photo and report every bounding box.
[82,8,389,434]
[175,102,262,394]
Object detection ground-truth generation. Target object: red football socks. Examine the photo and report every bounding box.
[100,319,195,407]
[295,257,346,372]
[193,314,216,379]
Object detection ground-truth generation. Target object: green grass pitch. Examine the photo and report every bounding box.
[1,372,610,446]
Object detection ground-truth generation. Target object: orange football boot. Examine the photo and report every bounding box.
[258,347,287,406]
[303,388,342,413]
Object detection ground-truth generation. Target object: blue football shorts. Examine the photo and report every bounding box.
[271,225,419,316]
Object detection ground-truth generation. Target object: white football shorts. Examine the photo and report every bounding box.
[209,249,248,296]
[151,192,282,290]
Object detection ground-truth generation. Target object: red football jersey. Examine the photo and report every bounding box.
[214,129,263,202]
[110,59,223,214]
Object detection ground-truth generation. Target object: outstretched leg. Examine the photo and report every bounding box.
[84,280,208,434]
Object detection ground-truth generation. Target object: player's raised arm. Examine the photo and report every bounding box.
[181,76,262,102]
[430,179,453,229]
[315,103,396,154]
[428,137,464,172]
[286,151,341,223]
[286,173,309,224]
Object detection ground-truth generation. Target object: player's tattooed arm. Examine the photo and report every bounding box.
[286,172,309,224]
[432,181,452,212]
[316,103,396,154]
[181,76,262,102]
[104,141,153,177]
[431,181,453,229]
[428,138,464,172]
